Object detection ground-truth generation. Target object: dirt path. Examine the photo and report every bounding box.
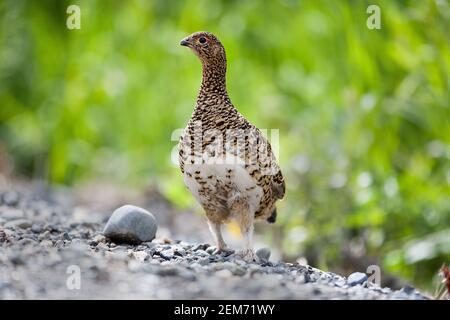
[0,186,428,299]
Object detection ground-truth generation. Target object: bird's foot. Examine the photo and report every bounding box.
[213,247,235,256]
[236,248,259,262]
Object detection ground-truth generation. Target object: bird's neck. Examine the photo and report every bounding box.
[199,59,228,98]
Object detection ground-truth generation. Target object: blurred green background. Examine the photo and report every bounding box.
[0,0,449,292]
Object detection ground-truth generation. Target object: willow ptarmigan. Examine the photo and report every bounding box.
[178,31,285,260]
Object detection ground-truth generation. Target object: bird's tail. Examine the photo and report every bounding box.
[267,208,277,223]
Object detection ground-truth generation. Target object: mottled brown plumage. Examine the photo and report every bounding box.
[178,31,285,260]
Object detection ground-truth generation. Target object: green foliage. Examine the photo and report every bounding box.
[1,0,449,291]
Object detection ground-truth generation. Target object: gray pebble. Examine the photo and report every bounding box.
[2,191,19,206]
[142,241,156,249]
[381,287,392,294]
[40,240,53,247]
[62,232,71,241]
[192,243,210,251]
[196,250,209,257]
[174,248,186,256]
[93,234,106,243]
[4,219,32,229]
[45,224,59,232]
[103,205,157,244]
[38,230,51,241]
[347,272,368,286]
[1,208,24,221]
[206,246,216,254]
[132,251,149,262]
[31,224,44,234]
[160,249,175,260]
[334,278,347,287]
[400,285,415,295]
[256,247,271,261]
[96,242,109,251]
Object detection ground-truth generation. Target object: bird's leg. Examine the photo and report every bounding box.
[207,220,231,254]
[235,211,258,262]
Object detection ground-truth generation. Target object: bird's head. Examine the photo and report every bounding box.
[180,31,226,67]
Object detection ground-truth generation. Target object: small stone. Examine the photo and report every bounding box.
[160,249,174,260]
[2,191,19,206]
[381,287,391,294]
[195,250,209,257]
[96,242,109,251]
[347,272,368,286]
[4,219,32,229]
[31,224,44,234]
[142,241,156,249]
[401,285,415,295]
[62,232,71,241]
[45,224,59,232]
[192,243,210,251]
[18,238,35,246]
[103,205,157,244]
[132,251,149,262]
[1,208,24,221]
[38,230,51,241]
[256,247,271,261]
[206,246,216,254]
[174,248,186,257]
[93,234,106,243]
[40,240,53,247]
[334,278,347,287]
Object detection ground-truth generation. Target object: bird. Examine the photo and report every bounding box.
[178,31,285,260]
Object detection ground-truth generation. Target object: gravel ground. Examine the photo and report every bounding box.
[0,188,429,300]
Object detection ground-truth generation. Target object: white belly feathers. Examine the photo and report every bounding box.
[182,153,262,214]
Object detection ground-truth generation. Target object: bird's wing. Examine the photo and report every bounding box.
[251,127,286,200]
[266,141,285,200]
[271,166,286,199]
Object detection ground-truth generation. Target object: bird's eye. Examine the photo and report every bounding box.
[199,37,207,44]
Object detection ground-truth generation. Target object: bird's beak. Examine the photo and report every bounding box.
[180,38,191,47]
